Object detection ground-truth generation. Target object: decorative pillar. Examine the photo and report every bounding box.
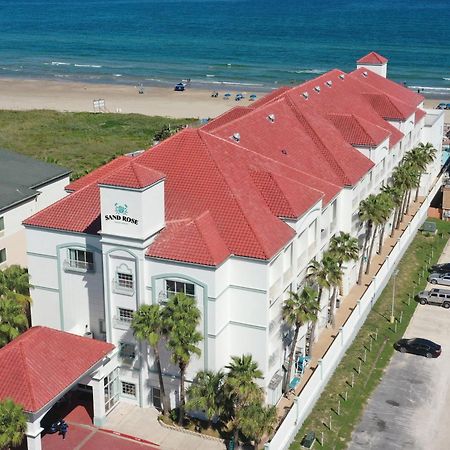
[91,376,106,426]
[339,326,344,347]
[294,397,301,424]
[357,300,361,317]
[317,358,324,380]
[26,420,43,450]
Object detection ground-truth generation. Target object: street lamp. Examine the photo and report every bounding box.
[390,269,399,324]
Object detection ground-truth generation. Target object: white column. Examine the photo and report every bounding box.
[91,376,106,426]
[26,419,43,450]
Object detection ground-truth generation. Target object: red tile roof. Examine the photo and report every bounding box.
[327,113,390,146]
[415,108,427,124]
[357,51,388,65]
[66,156,131,192]
[0,327,113,412]
[100,161,165,189]
[24,55,427,265]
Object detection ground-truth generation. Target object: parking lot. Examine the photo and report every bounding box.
[349,240,450,450]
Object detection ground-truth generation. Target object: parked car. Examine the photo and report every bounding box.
[430,263,450,273]
[437,103,447,109]
[417,288,450,308]
[394,338,441,358]
[428,272,450,285]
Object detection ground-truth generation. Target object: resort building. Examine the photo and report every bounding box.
[0,149,70,267]
[23,53,444,415]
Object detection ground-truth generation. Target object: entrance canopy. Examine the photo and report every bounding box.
[0,326,114,413]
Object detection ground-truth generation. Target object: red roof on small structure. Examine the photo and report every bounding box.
[0,327,113,413]
[357,52,388,65]
[100,161,165,189]
[414,108,427,124]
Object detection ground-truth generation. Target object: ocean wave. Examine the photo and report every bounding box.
[410,85,450,92]
[288,68,325,75]
[206,74,215,77]
[51,61,70,66]
[443,77,450,81]
[113,74,122,77]
[74,64,102,68]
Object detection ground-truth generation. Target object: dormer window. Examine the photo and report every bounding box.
[314,86,321,93]
[231,133,240,142]
[302,92,309,99]
[362,71,368,77]
[267,114,275,123]
[325,80,333,87]
[339,74,345,80]
[281,149,288,155]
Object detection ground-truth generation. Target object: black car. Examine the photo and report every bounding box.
[430,263,450,274]
[394,338,441,358]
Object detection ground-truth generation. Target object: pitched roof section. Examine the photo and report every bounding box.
[327,113,390,146]
[66,156,130,192]
[362,92,416,121]
[0,327,113,413]
[100,161,165,189]
[202,106,252,132]
[24,183,101,234]
[147,212,230,266]
[414,108,427,124]
[357,52,388,65]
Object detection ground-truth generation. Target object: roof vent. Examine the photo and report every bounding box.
[267,113,275,123]
[281,149,288,155]
[231,133,240,142]
[325,80,333,87]
[339,74,345,80]
[362,71,368,77]
[302,92,309,99]
[314,86,321,93]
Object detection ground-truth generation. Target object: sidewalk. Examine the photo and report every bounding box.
[104,403,226,450]
[276,198,424,421]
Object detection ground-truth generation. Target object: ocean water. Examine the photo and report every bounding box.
[0,0,449,95]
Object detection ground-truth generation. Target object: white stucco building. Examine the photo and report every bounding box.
[0,149,70,268]
[23,53,444,413]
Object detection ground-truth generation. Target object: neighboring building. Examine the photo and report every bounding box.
[23,53,444,413]
[0,149,70,267]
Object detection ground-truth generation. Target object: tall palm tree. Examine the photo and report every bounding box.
[0,266,30,296]
[281,287,319,394]
[163,293,202,425]
[326,260,344,327]
[358,195,379,283]
[239,403,277,449]
[0,399,27,450]
[186,370,225,427]
[375,192,394,254]
[381,184,403,237]
[131,304,171,416]
[0,297,29,348]
[225,354,263,447]
[329,232,359,270]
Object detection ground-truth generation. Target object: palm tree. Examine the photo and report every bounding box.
[239,403,277,449]
[375,192,394,254]
[0,297,29,348]
[358,195,378,283]
[0,265,30,296]
[326,260,344,327]
[186,370,225,427]
[329,232,359,270]
[0,399,27,450]
[131,304,171,416]
[381,184,403,237]
[225,354,263,447]
[281,287,319,394]
[405,142,436,201]
[163,293,202,425]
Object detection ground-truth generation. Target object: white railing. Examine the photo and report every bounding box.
[265,173,444,449]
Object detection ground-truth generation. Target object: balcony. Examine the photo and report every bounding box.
[113,316,132,330]
[63,259,94,273]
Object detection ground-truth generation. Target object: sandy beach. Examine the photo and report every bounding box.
[0,77,448,122]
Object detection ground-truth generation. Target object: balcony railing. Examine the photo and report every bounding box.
[63,259,94,273]
[113,316,132,330]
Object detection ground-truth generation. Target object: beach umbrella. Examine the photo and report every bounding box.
[250,94,257,98]
[224,93,231,97]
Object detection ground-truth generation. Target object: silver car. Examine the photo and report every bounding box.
[428,272,450,286]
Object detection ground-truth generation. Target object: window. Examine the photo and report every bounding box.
[99,319,106,334]
[151,387,161,409]
[0,217,4,232]
[0,248,6,264]
[119,342,136,360]
[104,369,119,412]
[66,248,94,272]
[121,382,137,398]
[117,272,133,290]
[165,280,195,300]
[118,308,134,323]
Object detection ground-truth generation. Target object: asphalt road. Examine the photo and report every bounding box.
[348,241,450,450]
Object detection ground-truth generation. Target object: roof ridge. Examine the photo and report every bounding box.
[284,95,351,185]
[352,113,392,142]
[197,130,276,258]
[193,211,230,260]
[18,341,37,411]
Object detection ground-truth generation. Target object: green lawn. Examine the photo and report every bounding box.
[0,110,195,178]
[290,219,450,450]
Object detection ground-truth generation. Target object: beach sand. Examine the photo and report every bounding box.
[0,77,448,122]
[0,78,255,119]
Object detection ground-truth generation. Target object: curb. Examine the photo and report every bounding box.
[158,419,226,443]
[99,428,160,447]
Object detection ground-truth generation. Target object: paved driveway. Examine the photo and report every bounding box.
[349,242,450,450]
